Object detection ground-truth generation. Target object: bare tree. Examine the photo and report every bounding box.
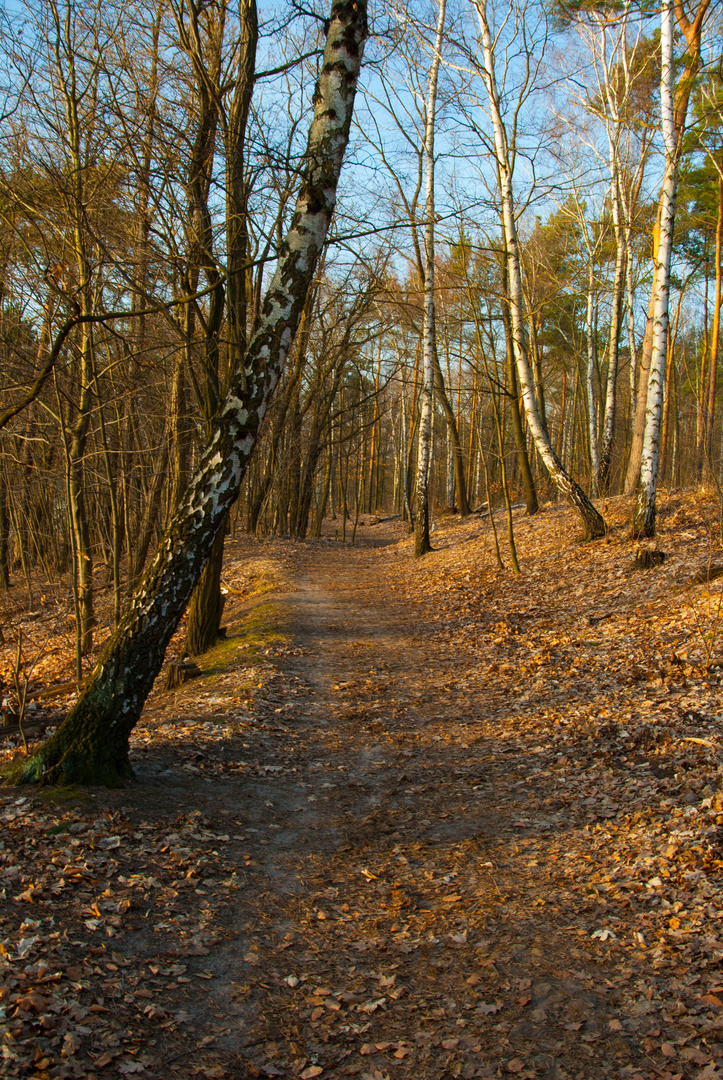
[471,0,606,539]
[625,0,711,497]
[415,0,446,557]
[633,0,711,536]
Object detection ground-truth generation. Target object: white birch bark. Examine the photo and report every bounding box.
[585,259,599,495]
[626,0,711,497]
[472,0,605,538]
[634,0,678,536]
[415,0,446,557]
[626,231,637,426]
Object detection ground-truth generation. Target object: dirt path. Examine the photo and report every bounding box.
[3,515,723,1080]
[153,535,659,1080]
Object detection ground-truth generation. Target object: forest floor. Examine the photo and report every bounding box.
[4,492,723,1080]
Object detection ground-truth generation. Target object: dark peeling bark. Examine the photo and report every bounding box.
[13,0,368,787]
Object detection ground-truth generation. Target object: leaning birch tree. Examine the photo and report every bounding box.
[471,0,606,539]
[415,0,447,558]
[11,0,368,786]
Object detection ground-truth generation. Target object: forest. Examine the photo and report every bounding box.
[2,0,723,1076]
[1,0,722,692]
[0,0,721,662]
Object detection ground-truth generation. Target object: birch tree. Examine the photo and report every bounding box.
[625,0,711,495]
[633,0,709,536]
[416,0,446,557]
[560,9,653,490]
[471,0,606,539]
[361,5,472,528]
[13,0,368,786]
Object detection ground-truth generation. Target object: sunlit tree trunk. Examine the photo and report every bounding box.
[703,173,723,479]
[626,232,638,440]
[498,253,537,514]
[585,259,599,496]
[433,352,470,516]
[599,180,625,493]
[633,0,680,536]
[472,0,605,539]
[625,0,711,496]
[415,0,446,557]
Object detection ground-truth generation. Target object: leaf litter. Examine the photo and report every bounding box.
[2,494,723,1077]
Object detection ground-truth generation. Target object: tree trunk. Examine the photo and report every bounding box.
[625,290,655,493]
[632,0,680,537]
[247,338,306,534]
[529,313,548,439]
[180,3,228,654]
[625,0,711,495]
[432,352,471,516]
[473,0,605,540]
[415,0,446,558]
[0,465,10,590]
[500,257,537,515]
[296,375,344,538]
[659,308,677,480]
[127,438,170,593]
[14,0,368,786]
[225,0,258,373]
[626,227,638,451]
[313,443,332,536]
[703,172,723,480]
[585,259,599,496]
[184,526,226,656]
[167,354,192,522]
[598,191,625,493]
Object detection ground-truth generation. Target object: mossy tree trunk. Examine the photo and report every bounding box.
[13,0,368,786]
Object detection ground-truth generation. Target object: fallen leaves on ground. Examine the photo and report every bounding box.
[2,494,723,1077]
